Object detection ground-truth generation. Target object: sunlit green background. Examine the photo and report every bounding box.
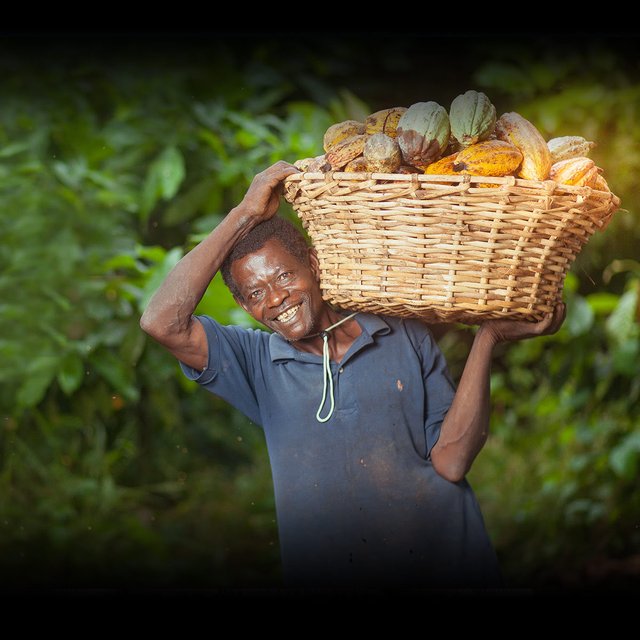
[1,32,639,592]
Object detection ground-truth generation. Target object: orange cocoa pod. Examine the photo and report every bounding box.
[424,152,460,174]
[550,157,599,187]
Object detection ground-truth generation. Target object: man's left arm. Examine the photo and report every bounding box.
[430,302,566,483]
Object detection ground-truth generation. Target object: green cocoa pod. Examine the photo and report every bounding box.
[449,90,496,147]
[396,101,450,169]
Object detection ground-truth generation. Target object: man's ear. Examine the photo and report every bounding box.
[308,247,321,282]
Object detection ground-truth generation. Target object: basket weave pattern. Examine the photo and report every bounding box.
[283,172,620,324]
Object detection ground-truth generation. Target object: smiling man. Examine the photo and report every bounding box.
[140,161,565,590]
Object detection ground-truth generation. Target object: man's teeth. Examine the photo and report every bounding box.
[276,304,300,322]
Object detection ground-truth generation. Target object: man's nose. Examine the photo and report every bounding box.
[266,285,289,308]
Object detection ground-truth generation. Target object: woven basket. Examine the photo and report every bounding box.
[283,171,621,324]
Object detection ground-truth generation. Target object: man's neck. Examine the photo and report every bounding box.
[289,311,361,361]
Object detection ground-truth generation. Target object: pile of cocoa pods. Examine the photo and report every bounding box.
[294,90,609,191]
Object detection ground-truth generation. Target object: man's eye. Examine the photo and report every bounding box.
[277,271,292,281]
[249,290,263,300]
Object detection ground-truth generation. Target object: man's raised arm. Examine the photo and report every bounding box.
[430,303,566,483]
[139,161,299,370]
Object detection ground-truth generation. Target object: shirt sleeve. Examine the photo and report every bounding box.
[178,315,264,426]
[418,328,457,458]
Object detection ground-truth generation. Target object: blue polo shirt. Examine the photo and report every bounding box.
[180,313,502,589]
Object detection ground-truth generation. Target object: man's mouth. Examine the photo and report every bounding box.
[275,303,301,323]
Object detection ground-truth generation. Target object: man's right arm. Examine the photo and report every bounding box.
[139,161,299,371]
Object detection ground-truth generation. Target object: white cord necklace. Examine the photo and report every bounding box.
[314,312,358,423]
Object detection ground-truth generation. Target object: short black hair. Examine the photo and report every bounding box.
[221,216,310,300]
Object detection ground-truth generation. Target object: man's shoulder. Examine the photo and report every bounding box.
[356,313,438,357]
[370,313,434,340]
[195,314,272,345]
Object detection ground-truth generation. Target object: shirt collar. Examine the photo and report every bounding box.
[269,313,391,363]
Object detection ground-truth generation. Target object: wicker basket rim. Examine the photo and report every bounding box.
[284,170,620,204]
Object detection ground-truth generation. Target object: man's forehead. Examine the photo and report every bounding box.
[233,239,305,284]
[245,238,300,265]
[254,237,295,258]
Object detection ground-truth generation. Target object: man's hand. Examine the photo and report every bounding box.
[236,161,300,223]
[478,302,566,346]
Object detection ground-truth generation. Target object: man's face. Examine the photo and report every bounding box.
[230,238,326,342]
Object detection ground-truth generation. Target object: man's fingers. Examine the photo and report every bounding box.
[551,302,567,333]
[259,163,300,192]
[248,162,299,199]
[534,312,554,334]
[541,302,566,336]
[266,161,300,181]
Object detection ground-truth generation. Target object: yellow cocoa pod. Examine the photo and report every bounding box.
[547,135,596,164]
[495,112,551,180]
[293,157,314,171]
[452,140,523,177]
[364,107,407,138]
[325,134,368,169]
[293,156,316,171]
[323,120,366,152]
[294,155,330,172]
[593,172,610,192]
[344,156,369,172]
[550,157,599,187]
[363,133,402,173]
[424,152,460,175]
[308,154,332,172]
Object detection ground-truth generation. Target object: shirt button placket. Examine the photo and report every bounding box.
[333,364,344,403]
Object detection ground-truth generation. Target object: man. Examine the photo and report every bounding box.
[140,160,565,589]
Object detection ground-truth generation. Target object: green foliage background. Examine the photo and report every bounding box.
[1,32,638,591]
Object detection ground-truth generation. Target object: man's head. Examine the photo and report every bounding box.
[221,216,328,342]
[221,216,311,298]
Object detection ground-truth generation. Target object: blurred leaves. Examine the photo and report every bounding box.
[447,41,640,589]
[57,352,84,396]
[138,247,184,313]
[609,432,640,480]
[141,146,186,221]
[0,38,346,589]
[1,35,639,590]
[566,295,594,337]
